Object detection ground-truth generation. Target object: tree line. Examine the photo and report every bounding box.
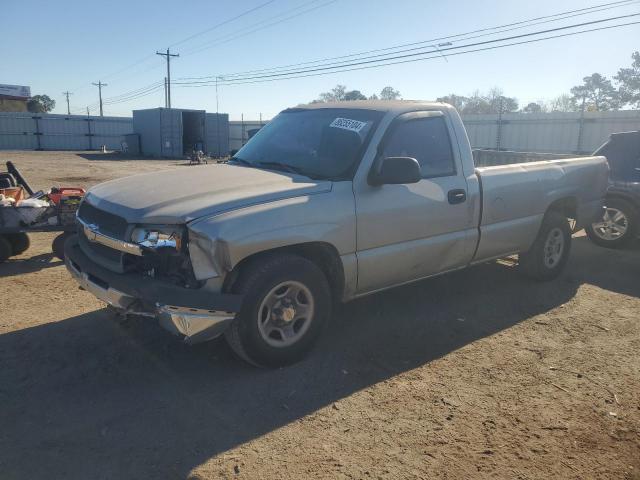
[312,51,640,114]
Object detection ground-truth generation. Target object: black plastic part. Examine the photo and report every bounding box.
[448,189,467,204]
[52,232,72,260]
[0,235,12,263]
[6,161,34,195]
[6,233,30,255]
[64,235,242,312]
[368,156,422,186]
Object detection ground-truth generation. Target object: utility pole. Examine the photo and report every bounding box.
[576,94,587,153]
[92,81,107,116]
[215,76,222,157]
[163,77,168,108]
[62,91,73,115]
[156,48,179,108]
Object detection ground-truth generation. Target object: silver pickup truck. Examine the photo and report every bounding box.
[65,100,608,366]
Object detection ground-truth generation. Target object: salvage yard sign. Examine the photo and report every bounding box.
[0,84,31,99]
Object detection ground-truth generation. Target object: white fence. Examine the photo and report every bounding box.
[2,110,639,155]
[0,112,133,150]
[462,110,640,154]
[229,120,266,152]
[230,110,640,155]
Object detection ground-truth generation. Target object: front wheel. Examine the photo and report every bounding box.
[224,253,331,367]
[585,198,637,249]
[519,211,571,281]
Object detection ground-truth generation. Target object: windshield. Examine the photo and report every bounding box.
[231,108,384,180]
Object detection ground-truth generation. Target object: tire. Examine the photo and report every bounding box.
[6,233,30,255]
[585,198,637,249]
[52,232,73,260]
[519,211,572,281]
[224,253,331,367]
[0,236,13,263]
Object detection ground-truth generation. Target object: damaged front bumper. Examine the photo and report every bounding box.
[64,235,242,344]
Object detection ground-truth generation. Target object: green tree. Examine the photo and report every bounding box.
[570,73,620,111]
[615,51,640,108]
[522,102,543,113]
[486,87,518,113]
[27,94,55,113]
[456,88,518,114]
[436,94,468,112]
[343,90,367,101]
[379,86,401,100]
[548,94,577,112]
[461,91,492,114]
[317,84,347,102]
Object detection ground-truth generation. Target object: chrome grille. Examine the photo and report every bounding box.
[77,201,128,240]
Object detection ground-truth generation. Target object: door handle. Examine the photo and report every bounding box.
[448,189,467,204]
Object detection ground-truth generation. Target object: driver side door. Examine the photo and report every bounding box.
[353,111,477,294]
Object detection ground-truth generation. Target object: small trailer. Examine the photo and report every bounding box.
[0,161,84,263]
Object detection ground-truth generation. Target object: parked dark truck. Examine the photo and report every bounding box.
[586,130,640,248]
[64,101,608,366]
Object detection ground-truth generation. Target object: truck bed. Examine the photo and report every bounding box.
[472,155,609,262]
[472,149,580,167]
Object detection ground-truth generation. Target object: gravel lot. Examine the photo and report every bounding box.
[0,151,639,480]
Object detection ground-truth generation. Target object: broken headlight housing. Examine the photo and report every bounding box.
[130,226,184,251]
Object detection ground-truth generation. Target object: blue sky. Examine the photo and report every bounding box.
[2,0,639,119]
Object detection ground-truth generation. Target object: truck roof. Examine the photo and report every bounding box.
[293,100,454,115]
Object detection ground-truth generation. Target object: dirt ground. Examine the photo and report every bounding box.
[0,150,638,480]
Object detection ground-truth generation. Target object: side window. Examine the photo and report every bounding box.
[382,116,456,178]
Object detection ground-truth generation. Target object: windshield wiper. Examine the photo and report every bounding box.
[229,156,253,167]
[254,161,311,177]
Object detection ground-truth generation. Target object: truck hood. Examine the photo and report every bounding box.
[84,164,332,224]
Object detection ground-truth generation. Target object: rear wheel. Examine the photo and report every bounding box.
[0,236,12,263]
[224,253,331,367]
[6,233,30,255]
[585,198,637,249]
[519,211,571,281]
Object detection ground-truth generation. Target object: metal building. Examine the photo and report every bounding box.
[132,108,229,158]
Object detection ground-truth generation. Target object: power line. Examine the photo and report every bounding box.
[176,13,640,85]
[177,1,639,82]
[68,1,282,93]
[180,0,338,57]
[73,0,338,110]
[102,81,163,102]
[185,0,639,80]
[102,83,165,105]
[174,19,640,88]
[71,0,639,110]
[169,0,278,48]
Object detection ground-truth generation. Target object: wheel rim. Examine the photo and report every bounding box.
[257,280,315,348]
[591,207,628,241]
[543,227,565,269]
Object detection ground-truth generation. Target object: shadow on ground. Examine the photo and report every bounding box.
[0,253,63,277]
[77,152,183,162]
[0,236,638,479]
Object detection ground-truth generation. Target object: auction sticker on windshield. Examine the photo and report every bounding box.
[329,117,368,133]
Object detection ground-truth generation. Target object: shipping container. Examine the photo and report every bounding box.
[0,112,132,150]
[133,108,229,158]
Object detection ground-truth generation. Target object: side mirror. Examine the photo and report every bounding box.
[368,156,422,186]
